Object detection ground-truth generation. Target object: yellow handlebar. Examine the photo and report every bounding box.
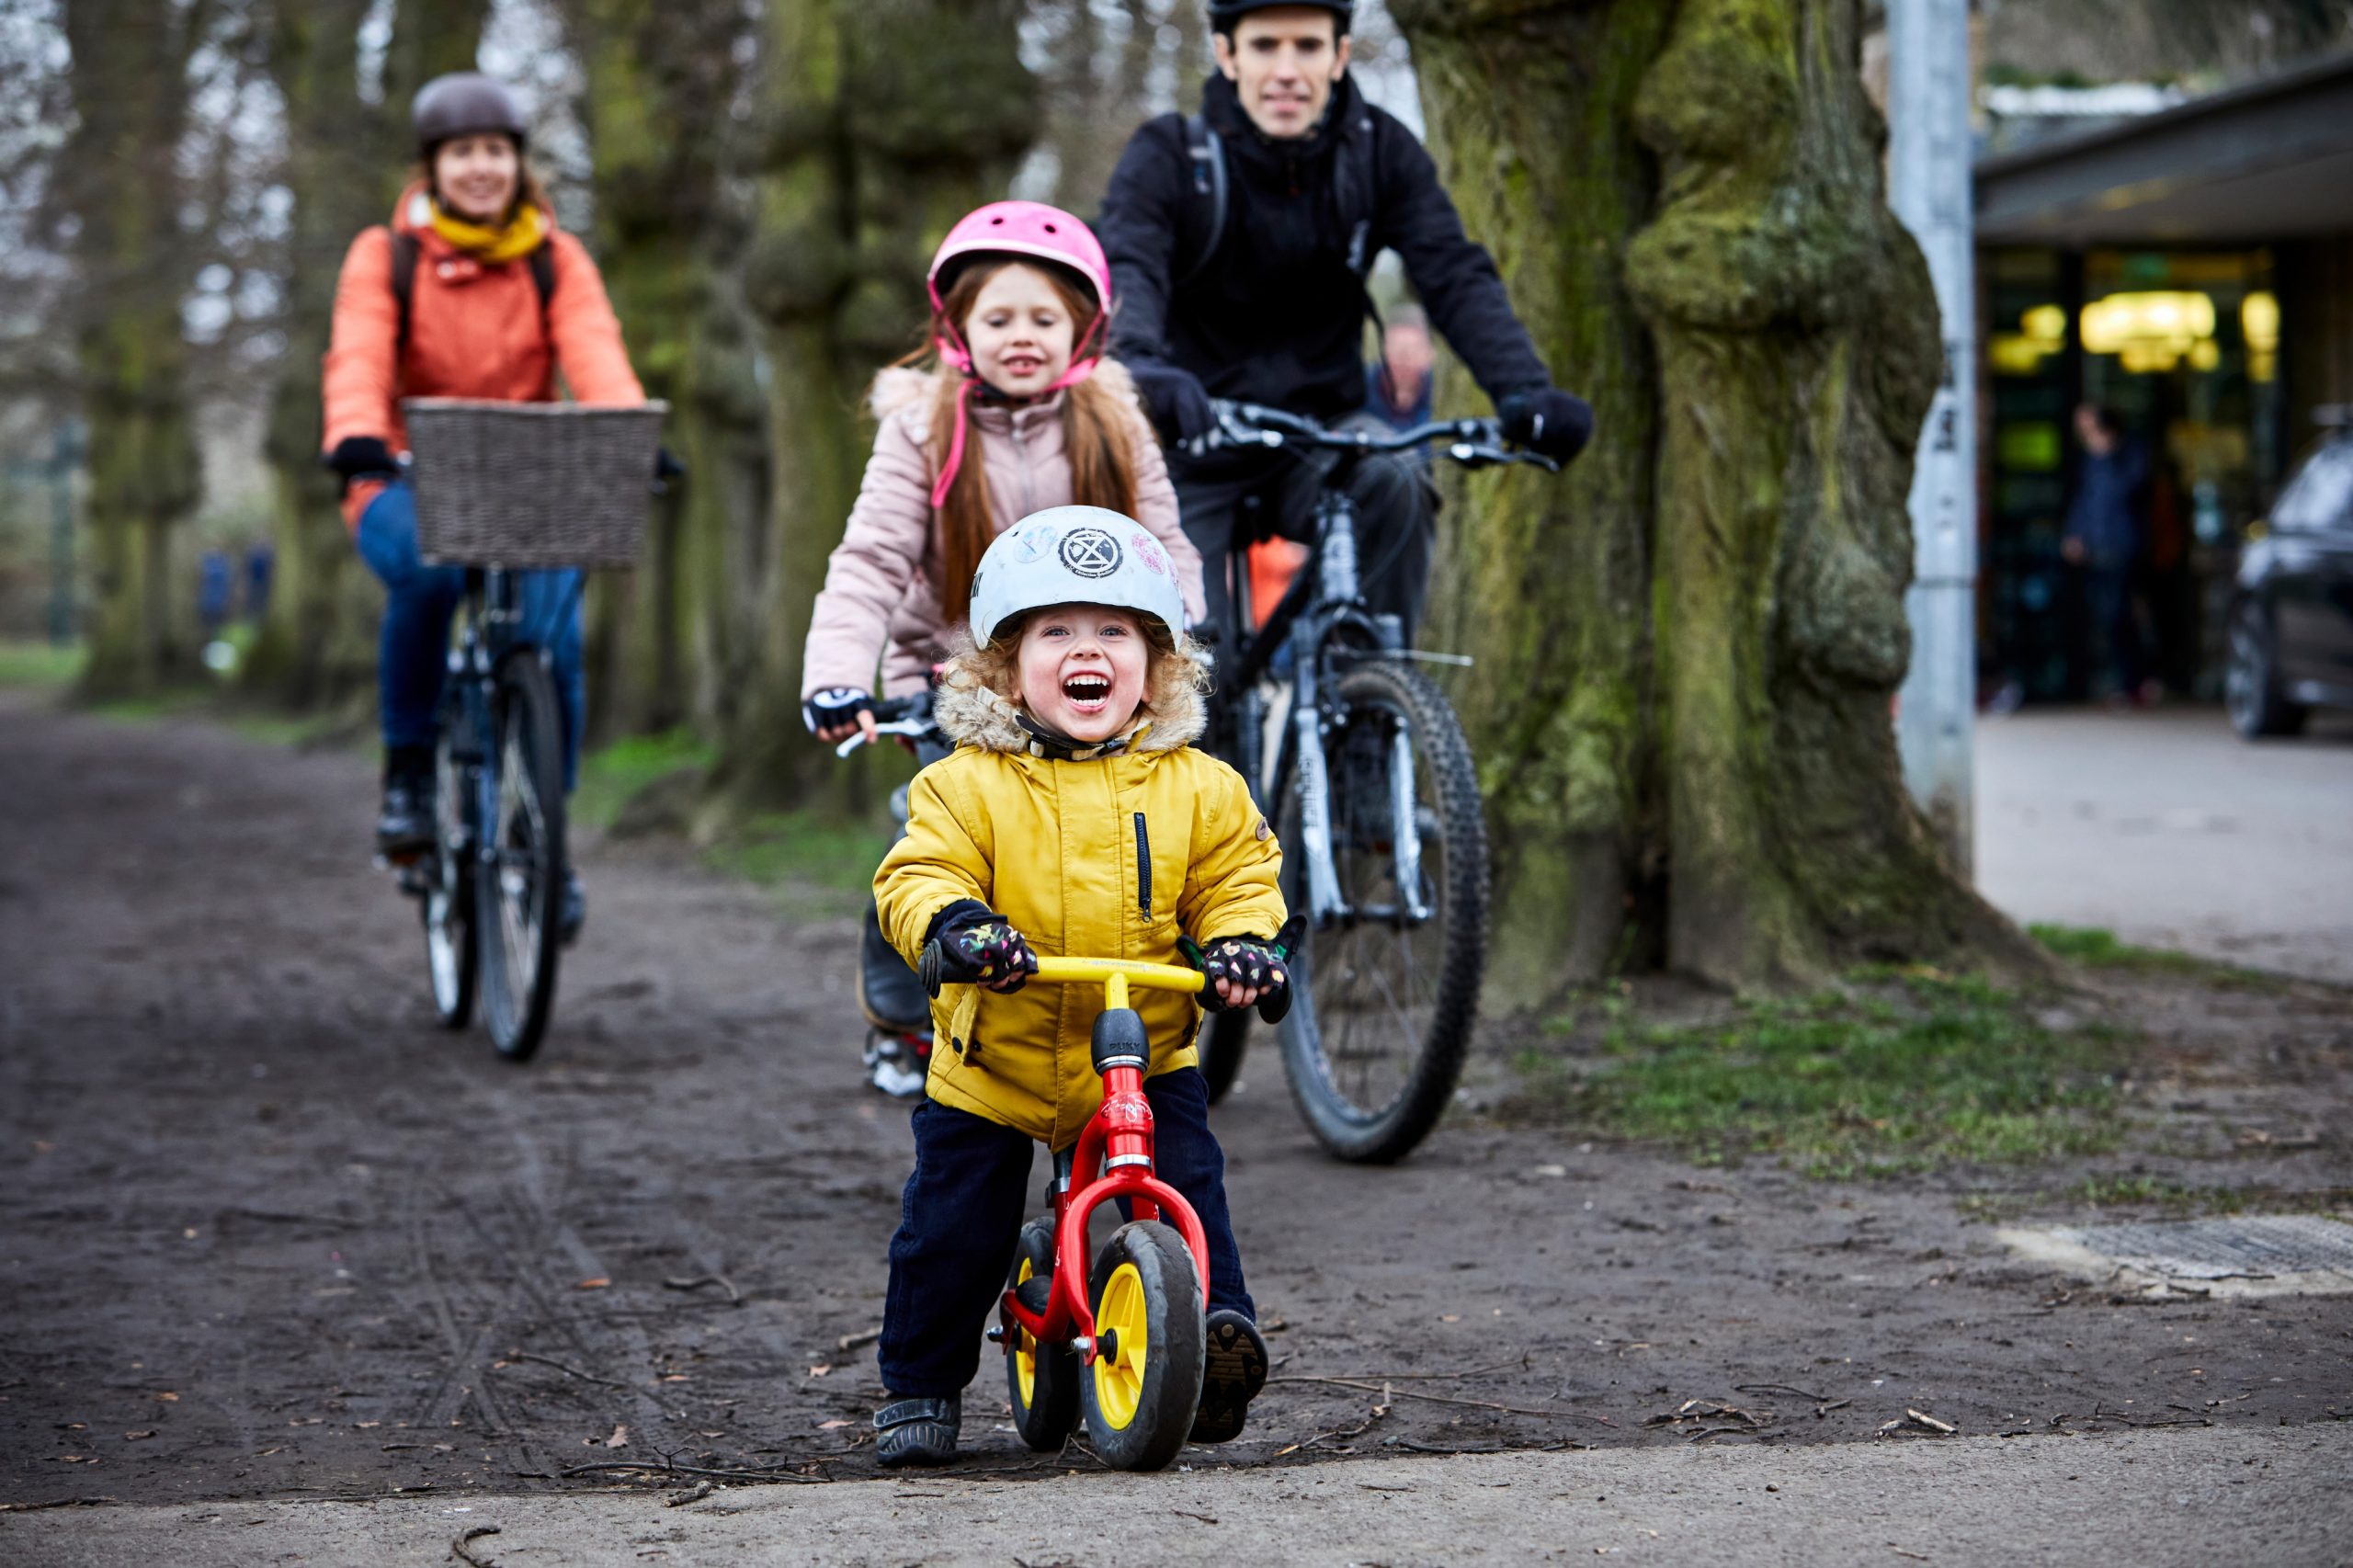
[1030,956,1204,1010]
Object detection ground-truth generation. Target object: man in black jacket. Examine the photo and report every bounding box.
[1097,0,1591,641]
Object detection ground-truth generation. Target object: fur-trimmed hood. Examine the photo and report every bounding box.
[931,631,1211,757]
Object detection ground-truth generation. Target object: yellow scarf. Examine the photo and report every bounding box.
[427,199,548,264]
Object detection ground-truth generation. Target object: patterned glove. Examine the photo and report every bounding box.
[1193,934,1291,1023]
[802,687,871,735]
[919,903,1039,996]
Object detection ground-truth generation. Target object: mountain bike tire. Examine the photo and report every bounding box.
[476,650,566,1063]
[422,727,477,1030]
[1276,657,1487,1163]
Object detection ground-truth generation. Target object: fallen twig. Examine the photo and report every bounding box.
[1814,1399,1852,1417]
[663,1481,715,1507]
[1173,1508,1220,1524]
[1889,1549,1931,1562]
[0,1496,117,1513]
[1268,1374,1613,1425]
[1276,1404,1390,1457]
[663,1275,742,1305]
[1268,1356,1529,1385]
[835,1326,883,1353]
[1733,1383,1825,1403]
[561,1460,821,1485]
[1878,1409,1957,1437]
[1382,1438,1588,1456]
[450,1524,501,1567]
[497,1352,633,1392]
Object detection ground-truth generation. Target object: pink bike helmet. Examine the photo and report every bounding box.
[925,201,1114,507]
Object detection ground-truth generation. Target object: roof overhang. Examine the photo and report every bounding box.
[1975,51,2353,247]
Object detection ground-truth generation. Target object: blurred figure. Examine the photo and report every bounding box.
[197,550,233,637]
[242,540,274,622]
[1364,304,1434,434]
[2062,403,2152,704]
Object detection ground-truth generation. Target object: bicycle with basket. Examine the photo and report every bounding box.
[389,396,667,1062]
[1187,399,1559,1163]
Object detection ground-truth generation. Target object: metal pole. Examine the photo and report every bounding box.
[1888,0,1977,877]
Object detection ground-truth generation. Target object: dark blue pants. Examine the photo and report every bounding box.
[2083,565,2143,699]
[878,1068,1253,1399]
[355,482,586,790]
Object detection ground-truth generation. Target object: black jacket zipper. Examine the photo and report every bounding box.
[1133,812,1151,921]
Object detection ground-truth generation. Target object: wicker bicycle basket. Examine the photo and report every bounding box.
[402,398,669,568]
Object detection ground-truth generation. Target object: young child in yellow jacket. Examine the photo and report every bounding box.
[869,505,1290,1468]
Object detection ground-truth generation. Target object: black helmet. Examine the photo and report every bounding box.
[412,72,528,156]
[1208,1,1353,34]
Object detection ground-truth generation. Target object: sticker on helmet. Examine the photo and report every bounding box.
[1011,526,1056,563]
[1130,533,1167,577]
[1059,528,1122,579]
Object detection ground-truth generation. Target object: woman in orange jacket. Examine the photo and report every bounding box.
[322,72,645,940]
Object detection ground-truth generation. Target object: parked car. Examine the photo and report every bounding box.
[2227,430,2353,738]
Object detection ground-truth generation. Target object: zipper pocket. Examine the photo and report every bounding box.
[1133,812,1151,921]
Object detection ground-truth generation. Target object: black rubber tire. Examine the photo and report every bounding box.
[422,727,476,1030]
[476,651,566,1062]
[1078,1221,1203,1471]
[1200,1010,1251,1105]
[1277,657,1488,1164]
[2225,599,2308,739]
[1004,1217,1079,1451]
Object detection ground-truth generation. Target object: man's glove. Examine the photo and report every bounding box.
[653,446,686,485]
[324,436,399,494]
[1129,360,1215,444]
[1189,933,1292,1024]
[1497,388,1594,463]
[802,687,872,735]
[918,903,1040,996]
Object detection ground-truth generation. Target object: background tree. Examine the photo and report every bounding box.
[1394,0,2036,995]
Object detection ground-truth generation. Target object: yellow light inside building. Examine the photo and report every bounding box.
[2080,290,2217,371]
[2189,339,2221,371]
[2242,290,2279,351]
[2022,304,2065,341]
[1992,301,2068,376]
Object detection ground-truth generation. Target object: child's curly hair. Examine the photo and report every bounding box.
[940,610,1211,733]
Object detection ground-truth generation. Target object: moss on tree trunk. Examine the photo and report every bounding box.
[1394,0,2037,995]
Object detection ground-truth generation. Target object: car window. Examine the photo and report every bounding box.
[2272,444,2353,533]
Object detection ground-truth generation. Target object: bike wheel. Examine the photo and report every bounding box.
[1078,1221,1203,1471]
[1200,1011,1251,1105]
[1278,657,1488,1163]
[1004,1217,1079,1451]
[475,651,566,1062]
[421,727,476,1029]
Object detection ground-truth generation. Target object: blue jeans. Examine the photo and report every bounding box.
[355,482,585,790]
[877,1069,1253,1399]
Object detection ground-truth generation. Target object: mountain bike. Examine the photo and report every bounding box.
[387,398,667,1062]
[1187,400,1557,1163]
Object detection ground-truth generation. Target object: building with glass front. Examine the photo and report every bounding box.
[1972,51,2353,702]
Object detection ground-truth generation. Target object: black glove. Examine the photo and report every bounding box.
[1497,388,1594,463]
[802,687,872,735]
[324,436,399,493]
[1129,359,1215,444]
[1189,933,1292,1024]
[919,903,1040,995]
[653,446,686,482]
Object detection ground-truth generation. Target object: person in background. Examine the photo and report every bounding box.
[1363,303,1434,436]
[243,540,274,623]
[2061,403,2152,706]
[197,551,233,639]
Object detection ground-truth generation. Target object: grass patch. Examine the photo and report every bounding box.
[574,728,713,832]
[1518,971,2127,1178]
[705,810,894,917]
[0,641,85,687]
[85,689,209,722]
[2029,922,2288,993]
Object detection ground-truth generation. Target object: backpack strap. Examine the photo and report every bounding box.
[1174,113,1228,291]
[389,229,556,350]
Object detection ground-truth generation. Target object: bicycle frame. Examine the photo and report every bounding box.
[996,957,1212,1368]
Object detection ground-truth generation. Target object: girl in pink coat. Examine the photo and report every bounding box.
[802,202,1206,1096]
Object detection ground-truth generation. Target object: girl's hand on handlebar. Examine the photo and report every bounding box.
[804,687,878,746]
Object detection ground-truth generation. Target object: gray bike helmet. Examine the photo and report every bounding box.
[413,72,529,155]
[969,506,1188,650]
[1209,0,1352,33]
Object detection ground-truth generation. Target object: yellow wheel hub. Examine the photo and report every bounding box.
[1014,1256,1040,1407]
[1091,1261,1148,1430]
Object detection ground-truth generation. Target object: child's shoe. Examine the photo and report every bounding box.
[1188,1310,1268,1443]
[873,1393,961,1467]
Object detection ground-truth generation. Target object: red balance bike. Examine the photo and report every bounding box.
[984,956,1211,1471]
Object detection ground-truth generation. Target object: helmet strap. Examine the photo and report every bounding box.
[928,378,979,511]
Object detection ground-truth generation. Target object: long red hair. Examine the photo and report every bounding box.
[915,259,1137,626]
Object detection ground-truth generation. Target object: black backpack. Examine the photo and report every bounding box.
[1173,111,1380,293]
[388,230,556,347]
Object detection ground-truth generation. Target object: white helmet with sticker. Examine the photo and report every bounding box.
[968,506,1188,649]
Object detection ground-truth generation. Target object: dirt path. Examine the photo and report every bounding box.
[3,691,2349,1512]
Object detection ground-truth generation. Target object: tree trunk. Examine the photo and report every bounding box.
[712,0,1035,810]
[244,0,487,713]
[567,0,767,746]
[61,0,208,699]
[1394,0,2037,996]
